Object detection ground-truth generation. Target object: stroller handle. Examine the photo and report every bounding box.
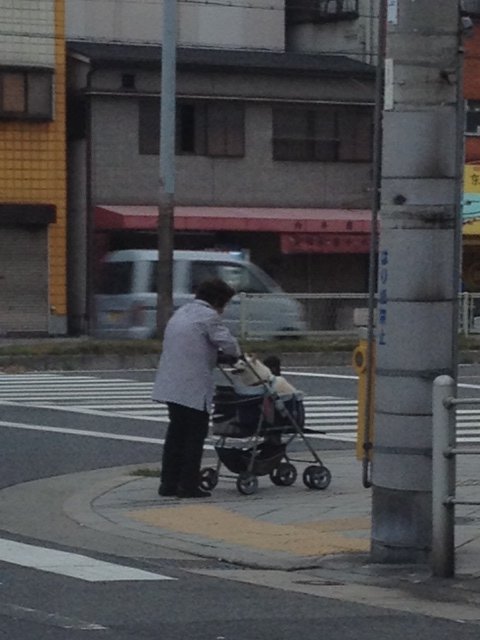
[216,351,239,366]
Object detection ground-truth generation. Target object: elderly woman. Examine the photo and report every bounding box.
[152,278,240,498]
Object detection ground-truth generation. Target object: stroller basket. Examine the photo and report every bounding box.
[216,442,286,475]
[212,385,305,438]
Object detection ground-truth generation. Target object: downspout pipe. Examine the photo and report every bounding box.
[362,0,387,488]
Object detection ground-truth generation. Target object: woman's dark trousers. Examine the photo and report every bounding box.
[161,402,209,492]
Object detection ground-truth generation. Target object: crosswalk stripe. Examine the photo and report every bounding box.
[0,538,175,582]
[0,373,358,440]
[307,400,357,405]
[1,372,480,444]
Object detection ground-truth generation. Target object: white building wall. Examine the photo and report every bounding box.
[66,0,285,51]
[0,0,55,66]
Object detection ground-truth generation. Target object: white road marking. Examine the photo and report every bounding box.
[0,602,108,630]
[0,538,176,582]
[284,370,357,380]
[458,382,480,390]
[0,419,217,449]
[0,419,165,442]
[0,372,359,440]
[2,372,480,444]
[285,369,480,390]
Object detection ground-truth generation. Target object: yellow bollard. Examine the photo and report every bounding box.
[352,337,375,461]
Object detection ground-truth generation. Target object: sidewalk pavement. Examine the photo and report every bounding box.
[78,447,480,618]
[2,443,480,620]
[94,449,373,571]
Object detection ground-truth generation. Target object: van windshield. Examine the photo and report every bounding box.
[247,263,282,292]
[190,261,275,294]
[98,261,133,294]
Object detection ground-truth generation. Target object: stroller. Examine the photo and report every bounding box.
[199,359,332,495]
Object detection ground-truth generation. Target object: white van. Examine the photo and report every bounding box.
[94,249,306,339]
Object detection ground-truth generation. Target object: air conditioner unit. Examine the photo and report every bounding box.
[286,0,358,24]
[316,0,358,17]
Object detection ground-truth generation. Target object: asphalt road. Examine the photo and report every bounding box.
[0,365,354,487]
[1,365,480,638]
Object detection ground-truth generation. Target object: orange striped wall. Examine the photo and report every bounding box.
[0,0,67,320]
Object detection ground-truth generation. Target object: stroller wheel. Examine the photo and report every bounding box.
[236,472,258,495]
[270,462,297,487]
[199,467,219,491]
[303,465,332,490]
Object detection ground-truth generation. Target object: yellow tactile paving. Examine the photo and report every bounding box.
[128,505,370,556]
[298,517,371,532]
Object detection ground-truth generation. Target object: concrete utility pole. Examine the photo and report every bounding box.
[371,0,464,563]
[156,0,177,339]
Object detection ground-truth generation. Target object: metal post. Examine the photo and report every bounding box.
[363,0,387,489]
[156,0,177,338]
[462,292,470,336]
[432,375,456,578]
[239,292,247,341]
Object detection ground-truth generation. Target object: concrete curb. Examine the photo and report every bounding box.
[0,353,160,371]
[0,351,353,371]
[2,349,480,371]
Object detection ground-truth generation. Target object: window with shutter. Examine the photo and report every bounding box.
[138,98,244,158]
[273,105,372,162]
[0,69,53,120]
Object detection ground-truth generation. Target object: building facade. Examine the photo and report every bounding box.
[66,0,377,334]
[0,0,67,336]
[462,17,480,291]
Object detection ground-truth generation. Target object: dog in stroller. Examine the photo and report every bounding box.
[230,353,296,396]
[228,353,297,447]
[199,353,332,495]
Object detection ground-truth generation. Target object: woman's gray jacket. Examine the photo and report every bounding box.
[152,299,240,411]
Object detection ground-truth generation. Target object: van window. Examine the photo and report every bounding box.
[149,263,157,293]
[99,261,133,294]
[190,261,269,294]
[148,261,177,293]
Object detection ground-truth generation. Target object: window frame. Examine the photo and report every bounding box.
[0,67,53,121]
[466,100,480,137]
[138,98,245,158]
[205,101,245,158]
[272,104,373,163]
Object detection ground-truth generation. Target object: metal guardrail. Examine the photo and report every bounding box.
[238,291,480,339]
[432,375,480,577]
[238,292,369,339]
[457,291,480,335]
[464,291,480,335]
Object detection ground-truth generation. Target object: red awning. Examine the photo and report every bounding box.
[95,205,372,253]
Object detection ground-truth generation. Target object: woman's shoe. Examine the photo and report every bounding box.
[158,485,177,497]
